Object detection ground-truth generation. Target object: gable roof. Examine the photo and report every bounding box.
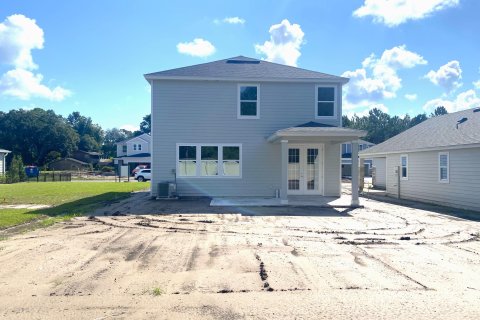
[116,133,151,145]
[145,56,348,83]
[360,108,480,156]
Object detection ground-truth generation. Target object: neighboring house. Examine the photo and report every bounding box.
[48,158,90,171]
[360,108,480,211]
[341,139,375,177]
[0,148,11,175]
[144,56,366,205]
[73,150,102,165]
[114,133,151,173]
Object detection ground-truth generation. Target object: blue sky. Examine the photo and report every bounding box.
[1,0,479,130]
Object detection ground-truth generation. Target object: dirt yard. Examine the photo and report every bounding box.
[0,193,479,319]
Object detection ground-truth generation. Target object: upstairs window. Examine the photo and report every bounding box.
[238,85,259,119]
[400,155,408,180]
[133,144,137,151]
[138,144,142,151]
[122,145,127,153]
[316,86,336,118]
[439,152,449,183]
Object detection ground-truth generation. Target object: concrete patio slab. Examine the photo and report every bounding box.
[210,194,358,207]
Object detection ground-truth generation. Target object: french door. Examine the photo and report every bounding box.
[287,145,323,195]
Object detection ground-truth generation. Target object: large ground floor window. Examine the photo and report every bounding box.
[177,144,242,178]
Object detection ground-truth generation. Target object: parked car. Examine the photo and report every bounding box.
[131,164,149,176]
[134,169,151,182]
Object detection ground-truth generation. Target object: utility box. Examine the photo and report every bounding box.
[157,182,177,199]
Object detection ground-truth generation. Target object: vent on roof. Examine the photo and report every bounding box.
[473,107,480,113]
[456,117,468,129]
[226,59,260,64]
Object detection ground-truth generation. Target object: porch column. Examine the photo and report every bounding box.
[280,140,288,204]
[351,141,360,207]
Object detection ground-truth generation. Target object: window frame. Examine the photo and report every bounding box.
[138,144,142,151]
[400,154,408,180]
[122,145,127,153]
[237,84,260,119]
[133,144,137,151]
[176,143,242,178]
[438,152,449,183]
[315,85,337,119]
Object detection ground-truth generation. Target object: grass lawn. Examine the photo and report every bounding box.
[0,182,150,229]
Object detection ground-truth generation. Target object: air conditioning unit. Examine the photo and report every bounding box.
[157,182,177,199]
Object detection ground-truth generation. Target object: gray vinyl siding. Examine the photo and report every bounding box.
[151,80,343,197]
[372,157,386,188]
[385,148,480,211]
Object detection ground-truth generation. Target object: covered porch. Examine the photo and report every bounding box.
[267,122,366,207]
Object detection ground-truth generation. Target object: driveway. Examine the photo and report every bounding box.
[0,194,479,319]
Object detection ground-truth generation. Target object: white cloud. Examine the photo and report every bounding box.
[0,68,71,101]
[405,93,417,101]
[353,0,459,27]
[425,60,462,92]
[342,45,427,107]
[345,103,389,118]
[255,19,304,67]
[215,17,245,25]
[0,14,70,101]
[423,89,480,113]
[176,38,216,57]
[120,124,139,132]
[474,80,480,90]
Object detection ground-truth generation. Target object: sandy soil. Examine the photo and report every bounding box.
[0,194,479,319]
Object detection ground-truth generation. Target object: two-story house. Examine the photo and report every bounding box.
[341,140,375,177]
[145,56,366,206]
[114,133,151,173]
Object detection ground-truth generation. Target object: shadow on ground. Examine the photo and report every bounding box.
[94,192,354,217]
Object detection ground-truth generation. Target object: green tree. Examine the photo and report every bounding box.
[409,113,428,128]
[430,106,448,117]
[102,128,132,158]
[0,108,79,165]
[67,111,104,151]
[6,155,27,183]
[139,114,151,134]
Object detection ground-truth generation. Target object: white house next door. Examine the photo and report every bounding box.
[287,144,324,195]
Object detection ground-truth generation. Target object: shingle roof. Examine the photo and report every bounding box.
[145,56,348,83]
[116,133,151,145]
[360,108,480,156]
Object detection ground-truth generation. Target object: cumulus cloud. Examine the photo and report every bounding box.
[342,45,427,109]
[425,60,462,92]
[255,19,304,67]
[344,103,389,118]
[423,89,480,113]
[405,93,417,101]
[0,14,71,101]
[176,38,216,57]
[214,17,245,25]
[0,68,71,101]
[474,80,480,90]
[353,0,459,27]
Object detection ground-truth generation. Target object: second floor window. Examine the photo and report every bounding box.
[138,144,142,151]
[238,85,259,119]
[316,86,336,118]
[122,145,127,153]
[133,144,137,151]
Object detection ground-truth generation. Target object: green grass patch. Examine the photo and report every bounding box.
[0,209,40,229]
[0,182,150,230]
[0,182,149,205]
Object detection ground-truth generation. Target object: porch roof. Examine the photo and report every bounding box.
[267,123,366,143]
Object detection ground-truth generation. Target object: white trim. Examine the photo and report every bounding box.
[438,152,450,183]
[144,75,350,84]
[360,142,480,157]
[400,154,408,180]
[315,84,337,120]
[237,84,260,119]
[286,143,324,195]
[176,143,242,179]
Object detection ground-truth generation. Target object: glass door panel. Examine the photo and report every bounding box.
[288,148,300,190]
[306,148,318,191]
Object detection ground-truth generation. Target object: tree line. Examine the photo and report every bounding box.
[342,106,448,144]
[0,108,151,166]
[0,105,447,167]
